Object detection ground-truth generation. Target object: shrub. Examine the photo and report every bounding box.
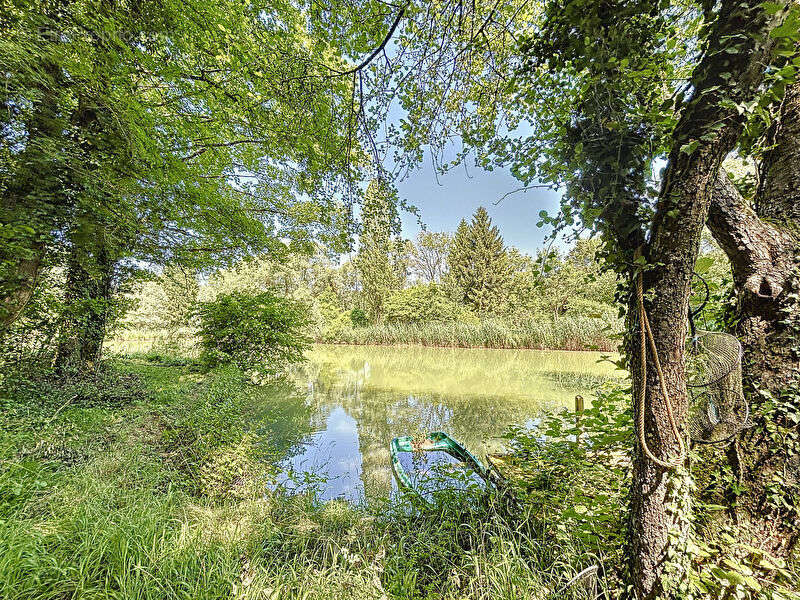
[383,284,465,324]
[196,291,309,376]
[501,384,633,575]
[349,307,368,327]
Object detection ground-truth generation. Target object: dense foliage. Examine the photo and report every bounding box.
[196,291,309,377]
[384,284,466,325]
[113,210,627,352]
[1,0,362,373]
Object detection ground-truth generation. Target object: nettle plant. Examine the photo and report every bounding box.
[197,291,309,380]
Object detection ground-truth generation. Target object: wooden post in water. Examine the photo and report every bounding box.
[574,395,584,445]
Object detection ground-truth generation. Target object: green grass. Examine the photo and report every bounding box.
[330,317,619,352]
[0,359,612,600]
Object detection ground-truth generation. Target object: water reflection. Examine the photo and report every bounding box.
[269,345,620,502]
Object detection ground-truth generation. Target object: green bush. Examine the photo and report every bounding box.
[383,284,466,324]
[196,291,309,376]
[349,307,368,327]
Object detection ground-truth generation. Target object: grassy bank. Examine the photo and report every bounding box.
[329,317,619,352]
[0,358,609,600]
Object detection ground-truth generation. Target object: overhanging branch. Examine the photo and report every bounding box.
[333,6,407,76]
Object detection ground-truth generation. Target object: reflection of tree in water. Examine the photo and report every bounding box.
[246,380,318,464]
[290,349,574,499]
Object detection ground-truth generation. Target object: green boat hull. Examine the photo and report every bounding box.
[390,431,490,499]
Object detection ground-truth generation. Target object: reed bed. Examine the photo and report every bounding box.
[330,317,619,352]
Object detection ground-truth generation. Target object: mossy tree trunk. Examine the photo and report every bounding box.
[707,81,800,555]
[627,1,790,596]
[0,58,64,333]
[54,228,115,375]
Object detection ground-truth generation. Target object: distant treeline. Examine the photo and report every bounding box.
[113,202,626,353]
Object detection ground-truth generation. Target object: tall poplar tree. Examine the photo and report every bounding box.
[355,179,403,322]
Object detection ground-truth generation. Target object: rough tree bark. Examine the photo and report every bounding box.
[707,81,800,554]
[628,1,790,597]
[0,59,63,333]
[54,230,114,374]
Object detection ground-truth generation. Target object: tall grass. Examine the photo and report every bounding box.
[107,317,619,357]
[0,359,612,600]
[330,317,619,352]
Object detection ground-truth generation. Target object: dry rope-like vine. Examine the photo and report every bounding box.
[634,257,687,469]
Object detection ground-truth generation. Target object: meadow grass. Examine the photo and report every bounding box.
[0,359,610,600]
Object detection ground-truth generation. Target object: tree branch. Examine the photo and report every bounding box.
[333,6,407,76]
[708,171,793,302]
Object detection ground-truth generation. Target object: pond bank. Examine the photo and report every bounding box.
[0,359,610,600]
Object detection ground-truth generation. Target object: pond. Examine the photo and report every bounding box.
[267,344,622,503]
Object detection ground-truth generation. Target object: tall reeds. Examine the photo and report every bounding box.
[327,317,618,352]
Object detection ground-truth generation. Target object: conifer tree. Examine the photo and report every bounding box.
[446,208,509,313]
[445,219,472,304]
[467,207,509,313]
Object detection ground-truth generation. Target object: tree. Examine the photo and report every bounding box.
[309,0,798,596]
[705,81,800,552]
[445,219,472,304]
[467,207,510,313]
[519,2,795,594]
[447,207,509,313]
[197,290,309,378]
[408,231,451,284]
[384,284,464,324]
[529,240,617,319]
[1,0,363,371]
[354,179,404,321]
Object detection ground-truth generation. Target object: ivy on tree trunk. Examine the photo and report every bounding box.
[707,82,800,555]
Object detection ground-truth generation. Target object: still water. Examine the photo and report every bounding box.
[266,344,620,502]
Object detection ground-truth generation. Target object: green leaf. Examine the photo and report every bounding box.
[680,140,700,155]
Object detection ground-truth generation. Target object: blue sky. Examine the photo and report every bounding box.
[395,158,563,256]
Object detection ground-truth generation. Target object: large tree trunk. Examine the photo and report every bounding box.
[0,59,63,333]
[628,1,789,597]
[0,245,45,331]
[707,81,800,555]
[54,231,114,374]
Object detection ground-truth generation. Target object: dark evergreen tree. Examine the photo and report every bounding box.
[446,208,509,313]
[445,219,472,304]
[467,207,510,313]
